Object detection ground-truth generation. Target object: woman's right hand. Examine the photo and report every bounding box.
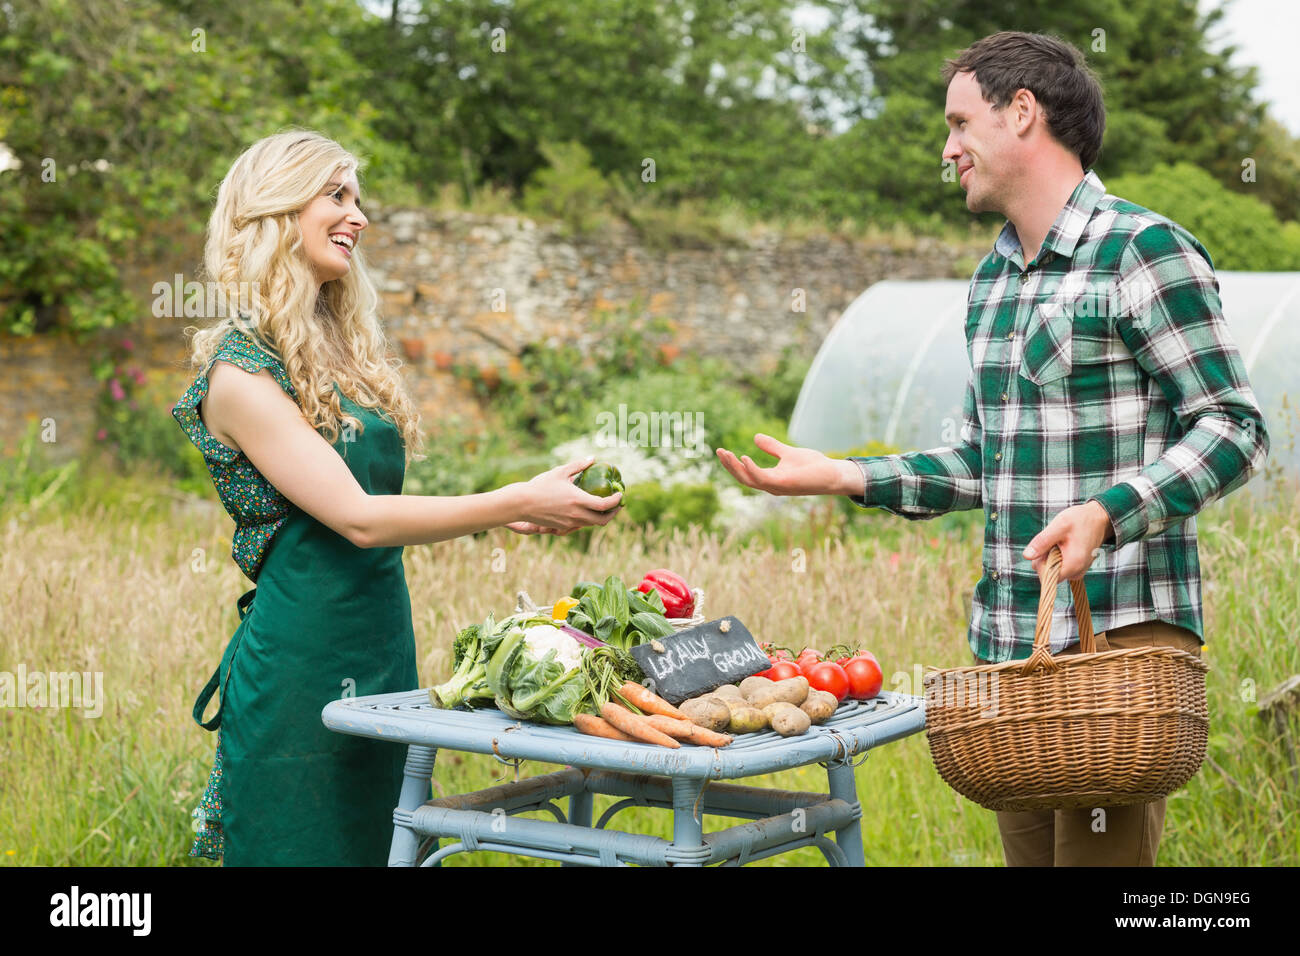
[513,457,623,533]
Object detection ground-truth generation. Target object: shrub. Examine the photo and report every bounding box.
[521,141,614,237]
[622,481,720,533]
[0,419,79,512]
[1105,162,1300,270]
[88,342,205,493]
[738,346,812,423]
[621,195,749,250]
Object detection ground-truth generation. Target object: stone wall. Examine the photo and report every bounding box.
[1,206,987,464]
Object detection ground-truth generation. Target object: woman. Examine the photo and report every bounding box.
[171,130,621,866]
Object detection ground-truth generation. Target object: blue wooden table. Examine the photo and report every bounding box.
[322,689,927,866]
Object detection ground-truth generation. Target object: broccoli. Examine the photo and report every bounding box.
[428,623,494,710]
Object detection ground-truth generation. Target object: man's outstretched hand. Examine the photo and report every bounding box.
[715,434,861,497]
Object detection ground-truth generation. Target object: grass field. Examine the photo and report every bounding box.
[1,458,1297,867]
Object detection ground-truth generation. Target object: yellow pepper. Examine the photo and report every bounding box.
[552,596,580,621]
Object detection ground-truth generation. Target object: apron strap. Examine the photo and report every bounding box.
[192,666,223,731]
[193,587,257,731]
[237,586,257,621]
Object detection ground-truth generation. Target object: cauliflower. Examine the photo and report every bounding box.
[521,624,585,671]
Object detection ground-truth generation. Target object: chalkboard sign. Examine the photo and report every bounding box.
[630,617,769,705]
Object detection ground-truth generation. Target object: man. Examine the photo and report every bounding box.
[716,31,1269,867]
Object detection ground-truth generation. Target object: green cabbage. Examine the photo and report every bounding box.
[486,616,586,725]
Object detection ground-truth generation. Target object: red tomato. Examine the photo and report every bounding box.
[842,656,883,700]
[759,643,793,662]
[795,648,822,676]
[837,649,879,666]
[805,661,850,701]
[766,660,803,682]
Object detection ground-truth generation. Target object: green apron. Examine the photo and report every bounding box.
[193,389,420,866]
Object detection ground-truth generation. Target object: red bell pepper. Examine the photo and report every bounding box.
[635,569,695,619]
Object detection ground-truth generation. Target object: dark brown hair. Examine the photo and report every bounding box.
[942,31,1105,169]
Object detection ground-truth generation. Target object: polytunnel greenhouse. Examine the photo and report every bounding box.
[789,273,1300,474]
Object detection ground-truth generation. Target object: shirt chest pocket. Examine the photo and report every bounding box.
[1019,302,1074,387]
[1019,290,1126,392]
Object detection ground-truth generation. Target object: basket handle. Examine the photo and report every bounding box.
[1020,545,1096,676]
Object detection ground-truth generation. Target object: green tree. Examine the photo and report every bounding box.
[0,0,416,337]
[813,92,960,226]
[822,0,1284,219]
[1241,116,1300,224]
[347,0,849,215]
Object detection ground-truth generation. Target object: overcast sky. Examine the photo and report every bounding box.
[1206,0,1300,134]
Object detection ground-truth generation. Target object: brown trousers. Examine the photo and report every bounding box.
[971,619,1203,867]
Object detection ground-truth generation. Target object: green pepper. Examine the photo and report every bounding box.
[573,462,625,498]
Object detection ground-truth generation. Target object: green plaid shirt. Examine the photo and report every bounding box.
[848,171,1269,663]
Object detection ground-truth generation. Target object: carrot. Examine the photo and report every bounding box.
[684,725,734,749]
[600,702,681,748]
[573,713,636,742]
[641,714,694,741]
[617,682,687,720]
[645,714,734,748]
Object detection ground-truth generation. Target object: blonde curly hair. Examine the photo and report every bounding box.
[182,129,426,463]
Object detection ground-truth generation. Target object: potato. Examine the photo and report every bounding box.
[680,696,731,733]
[714,695,769,734]
[715,694,748,716]
[800,689,838,724]
[746,676,809,709]
[725,705,769,735]
[763,702,812,737]
[738,675,774,699]
[777,676,811,705]
[710,684,746,701]
[714,694,748,714]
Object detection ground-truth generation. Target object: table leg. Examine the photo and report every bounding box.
[558,783,596,868]
[826,759,865,867]
[389,744,438,867]
[569,786,594,828]
[670,777,706,867]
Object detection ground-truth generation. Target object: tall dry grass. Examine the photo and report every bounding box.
[1,467,1296,866]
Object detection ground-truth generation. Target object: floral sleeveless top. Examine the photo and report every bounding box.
[171,329,298,582]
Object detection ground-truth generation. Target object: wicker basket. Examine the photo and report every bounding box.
[923,545,1209,812]
[515,588,706,632]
